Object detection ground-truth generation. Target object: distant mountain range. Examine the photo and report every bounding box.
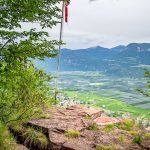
[38,43,150,77]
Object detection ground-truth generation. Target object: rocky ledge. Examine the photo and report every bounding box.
[24,105,150,150]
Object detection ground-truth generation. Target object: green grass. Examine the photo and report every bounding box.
[132,135,143,145]
[0,122,17,150]
[96,145,115,150]
[9,123,25,134]
[118,135,126,143]
[38,113,52,119]
[116,119,136,131]
[103,124,115,132]
[87,123,99,131]
[23,127,48,149]
[143,133,150,139]
[65,91,150,120]
[84,115,92,120]
[129,130,139,136]
[64,130,80,138]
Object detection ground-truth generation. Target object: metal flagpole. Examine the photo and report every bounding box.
[54,0,65,101]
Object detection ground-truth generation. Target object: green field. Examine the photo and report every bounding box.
[51,71,150,109]
[65,91,150,120]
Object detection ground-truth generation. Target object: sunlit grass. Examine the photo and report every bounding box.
[64,130,80,138]
[103,124,115,132]
[96,145,115,150]
[0,122,17,150]
[65,91,150,120]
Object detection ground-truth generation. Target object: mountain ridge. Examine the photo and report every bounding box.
[38,43,150,77]
[63,43,150,52]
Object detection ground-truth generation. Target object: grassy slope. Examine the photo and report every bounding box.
[65,91,150,120]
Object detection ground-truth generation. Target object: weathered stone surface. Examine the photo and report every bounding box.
[16,144,29,150]
[28,105,103,149]
[29,105,103,132]
[145,127,150,131]
[27,105,147,150]
[141,140,150,149]
[49,131,67,146]
[66,105,103,119]
[94,116,121,126]
[62,138,95,150]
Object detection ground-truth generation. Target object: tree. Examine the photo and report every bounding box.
[0,0,62,125]
[137,70,150,97]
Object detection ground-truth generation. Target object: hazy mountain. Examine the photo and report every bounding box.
[38,43,150,77]
[110,45,126,52]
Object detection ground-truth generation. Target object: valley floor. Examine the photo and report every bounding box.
[65,91,150,120]
[51,71,150,109]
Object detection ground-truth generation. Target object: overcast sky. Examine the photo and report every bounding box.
[50,0,150,49]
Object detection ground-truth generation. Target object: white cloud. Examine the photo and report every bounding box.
[58,0,150,49]
[19,0,150,49]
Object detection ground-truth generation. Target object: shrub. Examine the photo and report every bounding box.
[87,123,99,131]
[64,130,80,138]
[0,122,17,150]
[0,1,61,149]
[23,127,48,149]
[117,119,135,131]
[0,64,53,125]
[132,135,142,145]
[0,0,60,126]
[9,123,25,134]
[103,124,115,132]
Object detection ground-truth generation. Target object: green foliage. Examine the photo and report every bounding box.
[9,123,25,134]
[9,124,49,149]
[0,0,61,29]
[118,135,126,143]
[137,70,150,97]
[87,123,99,131]
[38,113,52,119]
[23,127,48,149]
[64,130,80,138]
[0,0,62,125]
[0,122,17,150]
[0,63,53,124]
[0,0,62,147]
[84,115,92,119]
[116,119,135,131]
[65,91,150,120]
[132,134,143,145]
[103,124,115,132]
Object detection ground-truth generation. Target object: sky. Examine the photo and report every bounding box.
[50,0,150,49]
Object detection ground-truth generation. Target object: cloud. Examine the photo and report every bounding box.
[19,0,150,49]
[59,0,150,48]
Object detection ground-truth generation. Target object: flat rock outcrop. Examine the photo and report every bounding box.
[27,105,149,150]
[28,105,104,149]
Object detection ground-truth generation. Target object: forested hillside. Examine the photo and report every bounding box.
[42,43,150,77]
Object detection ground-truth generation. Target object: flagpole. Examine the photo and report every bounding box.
[54,0,65,101]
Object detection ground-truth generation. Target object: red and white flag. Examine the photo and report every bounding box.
[65,2,68,23]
